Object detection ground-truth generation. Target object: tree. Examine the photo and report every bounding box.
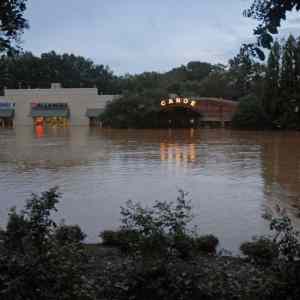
[278,35,300,128]
[228,48,253,97]
[186,61,214,81]
[281,35,297,96]
[245,0,300,59]
[264,40,281,117]
[0,51,117,93]
[232,94,270,129]
[0,0,29,54]
[101,89,165,128]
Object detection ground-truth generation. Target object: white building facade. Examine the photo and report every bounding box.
[0,83,119,127]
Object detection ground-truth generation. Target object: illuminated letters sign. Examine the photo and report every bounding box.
[160,98,196,107]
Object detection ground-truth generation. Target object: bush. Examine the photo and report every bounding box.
[119,190,194,258]
[269,211,300,261]
[0,188,94,300]
[96,254,285,300]
[101,194,218,259]
[194,234,219,255]
[240,237,279,265]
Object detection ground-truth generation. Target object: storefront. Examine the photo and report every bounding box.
[0,102,15,128]
[30,103,70,128]
[159,97,238,128]
[0,84,119,126]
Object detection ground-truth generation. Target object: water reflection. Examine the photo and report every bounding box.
[160,129,196,167]
[0,127,300,251]
[159,143,196,163]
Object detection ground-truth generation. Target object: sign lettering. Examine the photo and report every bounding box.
[31,103,68,109]
[160,98,197,107]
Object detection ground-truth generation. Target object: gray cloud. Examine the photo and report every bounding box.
[21,0,298,75]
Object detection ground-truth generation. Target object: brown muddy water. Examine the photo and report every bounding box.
[0,127,300,251]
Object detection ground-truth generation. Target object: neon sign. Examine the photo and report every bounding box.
[160,98,196,107]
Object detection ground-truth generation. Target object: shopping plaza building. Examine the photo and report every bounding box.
[0,83,238,128]
[0,83,119,128]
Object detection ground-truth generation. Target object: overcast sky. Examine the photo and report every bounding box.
[23,0,300,75]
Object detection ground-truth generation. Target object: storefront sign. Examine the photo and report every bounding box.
[0,102,15,109]
[31,102,68,109]
[160,98,196,107]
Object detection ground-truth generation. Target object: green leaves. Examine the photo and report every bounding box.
[258,32,274,49]
[245,0,300,57]
[119,191,193,258]
[0,0,28,54]
[232,94,270,129]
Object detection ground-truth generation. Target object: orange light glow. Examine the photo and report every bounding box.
[35,125,44,138]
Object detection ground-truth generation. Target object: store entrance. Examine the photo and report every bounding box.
[158,107,201,128]
[34,116,69,128]
[0,118,14,128]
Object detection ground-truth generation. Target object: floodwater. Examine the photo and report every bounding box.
[1,127,300,251]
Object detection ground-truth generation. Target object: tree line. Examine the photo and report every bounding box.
[233,35,300,130]
[1,36,300,129]
[0,51,117,93]
[0,52,258,100]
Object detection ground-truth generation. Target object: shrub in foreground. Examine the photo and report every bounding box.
[118,190,194,258]
[0,188,94,300]
[194,234,219,255]
[2,188,300,299]
[240,237,279,265]
[96,254,285,300]
[100,193,219,258]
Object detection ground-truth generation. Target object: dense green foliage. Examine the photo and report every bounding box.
[233,35,300,129]
[263,35,300,128]
[232,94,270,129]
[0,51,116,93]
[0,54,241,99]
[240,237,279,265]
[100,190,219,258]
[101,90,163,128]
[0,0,28,54]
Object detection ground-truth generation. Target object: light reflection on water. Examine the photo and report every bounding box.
[1,127,300,251]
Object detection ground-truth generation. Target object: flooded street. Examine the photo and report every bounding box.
[0,127,300,251]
